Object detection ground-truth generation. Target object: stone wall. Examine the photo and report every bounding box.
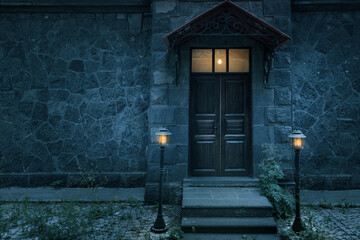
[0,12,151,187]
[292,10,360,189]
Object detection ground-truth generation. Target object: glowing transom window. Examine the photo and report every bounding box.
[191,48,249,73]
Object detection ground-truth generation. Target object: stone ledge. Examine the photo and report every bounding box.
[0,172,146,188]
[0,0,150,6]
[292,0,360,12]
[0,0,151,13]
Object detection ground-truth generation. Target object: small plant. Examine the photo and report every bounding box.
[259,144,295,220]
[168,223,183,240]
[318,199,333,209]
[126,196,144,207]
[144,232,151,240]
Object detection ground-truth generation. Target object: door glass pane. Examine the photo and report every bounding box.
[229,49,249,72]
[215,49,226,72]
[192,49,213,72]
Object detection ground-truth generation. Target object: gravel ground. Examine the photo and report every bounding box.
[278,206,360,240]
[1,202,359,240]
[0,202,182,240]
[304,206,360,240]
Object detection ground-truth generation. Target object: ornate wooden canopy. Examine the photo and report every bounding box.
[164,0,291,51]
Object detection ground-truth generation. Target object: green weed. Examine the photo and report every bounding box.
[259,144,295,220]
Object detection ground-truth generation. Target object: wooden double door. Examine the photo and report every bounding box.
[190,74,251,176]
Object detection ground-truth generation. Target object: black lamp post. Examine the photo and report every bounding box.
[289,130,306,233]
[151,127,171,233]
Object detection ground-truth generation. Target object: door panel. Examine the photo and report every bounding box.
[221,76,250,176]
[190,75,250,177]
[190,76,220,176]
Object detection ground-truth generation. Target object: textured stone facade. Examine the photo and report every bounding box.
[0,12,151,187]
[0,1,359,198]
[292,10,360,190]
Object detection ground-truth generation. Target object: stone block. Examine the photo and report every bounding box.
[150,86,168,105]
[123,173,146,187]
[36,123,59,142]
[168,125,188,144]
[96,71,117,88]
[116,13,127,20]
[144,182,170,203]
[175,107,189,125]
[142,15,152,32]
[36,89,50,102]
[265,107,275,124]
[275,125,292,144]
[29,173,67,188]
[148,106,175,124]
[275,52,290,69]
[32,102,48,121]
[153,52,168,69]
[253,88,274,106]
[128,14,142,34]
[167,164,187,182]
[64,105,81,123]
[85,102,107,119]
[264,0,290,16]
[99,87,125,102]
[327,175,352,190]
[169,88,189,106]
[153,16,171,33]
[274,16,291,35]
[69,60,84,72]
[252,106,264,125]
[0,174,29,188]
[152,34,168,51]
[148,144,175,165]
[275,87,291,105]
[175,144,188,164]
[153,69,175,85]
[275,107,291,123]
[253,125,275,144]
[267,70,291,87]
[294,110,317,130]
[302,175,326,190]
[155,0,177,14]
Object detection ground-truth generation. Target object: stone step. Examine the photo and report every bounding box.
[182,187,273,217]
[183,177,260,187]
[183,233,280,240]
[181,217,278,234]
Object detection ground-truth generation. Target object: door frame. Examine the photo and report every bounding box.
[188,47,253,177]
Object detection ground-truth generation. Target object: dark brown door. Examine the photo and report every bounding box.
[190,75,251,176]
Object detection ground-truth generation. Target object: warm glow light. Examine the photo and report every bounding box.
[292,138,303,150]
[158,135,168,145]
[217,58,222,65]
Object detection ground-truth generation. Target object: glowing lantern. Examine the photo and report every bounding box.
[155,127,171,147]
[289,130,306,150]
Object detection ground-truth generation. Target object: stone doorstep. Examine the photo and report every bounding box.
[183,177,260,187]
[181,217,277,234]
[183,233,280,240]
[182,187,272,208]
[182,206,273,218]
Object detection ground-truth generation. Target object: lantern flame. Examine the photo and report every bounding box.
[293,138,303,150]
[158,135,168,145]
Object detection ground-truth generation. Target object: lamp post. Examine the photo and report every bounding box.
[151,127,171,233]
[289,130,306,233]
